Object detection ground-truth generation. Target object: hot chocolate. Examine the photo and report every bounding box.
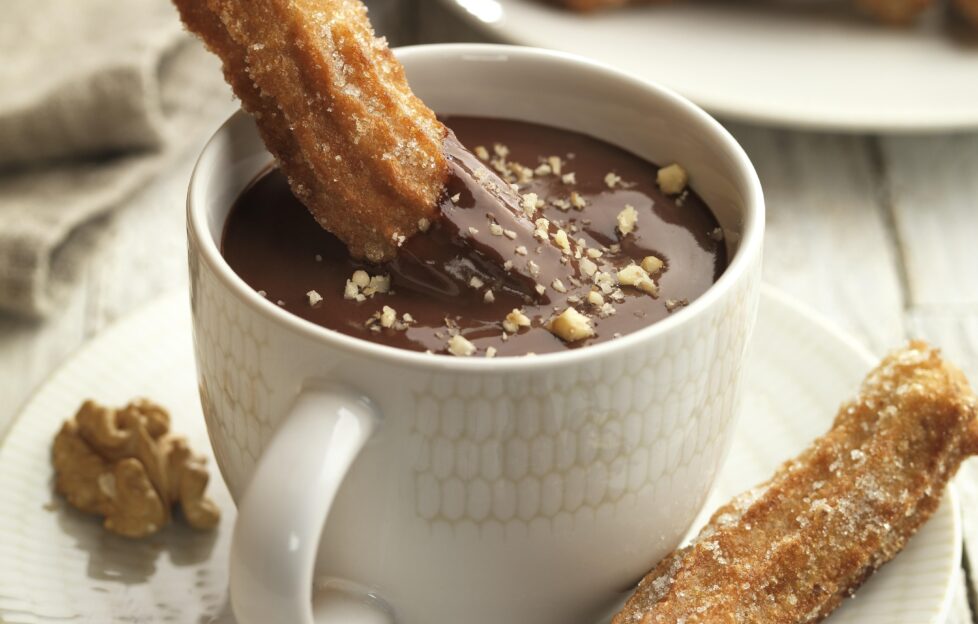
[222,116,726,357]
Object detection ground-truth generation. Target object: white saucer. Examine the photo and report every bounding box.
[0,286,959,623]
[437,0,978,133]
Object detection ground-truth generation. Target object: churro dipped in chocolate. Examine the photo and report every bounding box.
[174,0,578,302]
[614,341,978,624]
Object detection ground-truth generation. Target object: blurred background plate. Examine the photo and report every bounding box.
[432,0,978,132]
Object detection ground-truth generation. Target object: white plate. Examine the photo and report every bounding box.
[437,0,978,132]
[0,286,960,623]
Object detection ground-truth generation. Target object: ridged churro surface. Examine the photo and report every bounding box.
[178,0,448,261]
[614,341,978,624]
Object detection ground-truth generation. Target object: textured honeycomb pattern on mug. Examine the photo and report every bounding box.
[408,274,756,527]
[191,254,272,494]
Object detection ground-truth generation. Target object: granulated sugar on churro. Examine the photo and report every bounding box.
[175,0,585,296]
[613,341,978,624]
[177,0,448,262]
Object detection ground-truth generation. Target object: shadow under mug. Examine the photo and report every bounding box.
[187,44,764,624]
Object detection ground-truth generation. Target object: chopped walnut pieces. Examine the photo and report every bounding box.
[379,305,397,328]
[535,284,547,295]
[493,143,510,158]
[306,290,323,306]
[521,192,540,217]
[534,217,550,241]
[469,276,485,290]
[474,145,490,161]
[535,163,552,176]
[552,278,568,293]
[562,172,576,185]
[484,290,495,303]
[467,226,479,235]
[451,193,462,204]
[666,298,689,312]
[657,163,689,195]
[503,308,532,333]
[344,271,390,301]
[52,399,219,538]
[570,191,587,210]
[617,204,639,236]
[594,270,616,294]
[351,270,369,288]
[604,172,622,188]
[515,245,528,256]
[587,290,605,306]
[553,229,571,254]
[548,156,563,175]
[617,263,659,296]
[447,334,477,357]
[547,307,594,342]
[641,255,665,274]
[418,217,431,232]
[489,222,504,236]
[485,346,498,358]
[710,227,725,242]
[580,257,598,277]
[586,248,603,259]
[503,229,518,240]
[368,275,390,295]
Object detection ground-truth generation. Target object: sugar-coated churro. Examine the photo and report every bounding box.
[183,0,446,262]
[613,341,978,624]
[175,0,579,299]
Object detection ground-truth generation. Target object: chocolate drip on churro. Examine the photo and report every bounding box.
[391,132,580,304]
[174,0,579,301]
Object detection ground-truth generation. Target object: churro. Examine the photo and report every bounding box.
[613,341,978,624]
[180,0,445,262]
[175,0,579,299]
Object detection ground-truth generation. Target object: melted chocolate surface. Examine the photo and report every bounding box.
[222,116,726,357]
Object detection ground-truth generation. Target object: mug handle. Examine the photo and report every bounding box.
[229,382,379,624]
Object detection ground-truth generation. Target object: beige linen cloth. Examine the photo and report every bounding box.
[0,0,233,317]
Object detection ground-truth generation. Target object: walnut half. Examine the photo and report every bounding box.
[52,399,219,538]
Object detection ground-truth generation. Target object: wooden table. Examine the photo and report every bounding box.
[0,2,975,621]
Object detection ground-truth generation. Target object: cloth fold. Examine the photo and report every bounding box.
[0,0,234,317]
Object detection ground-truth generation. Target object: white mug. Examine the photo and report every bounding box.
[187,44,764,624]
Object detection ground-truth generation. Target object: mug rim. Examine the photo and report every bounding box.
[188,43,764,373]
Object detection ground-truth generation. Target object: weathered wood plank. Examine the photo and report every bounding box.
[878,135,978,307]
[725,124,906,355]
